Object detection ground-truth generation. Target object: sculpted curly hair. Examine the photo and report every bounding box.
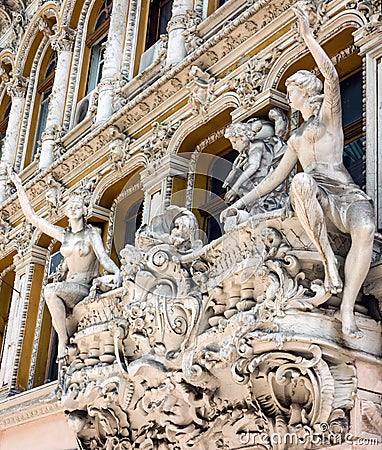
[285,70,324,115]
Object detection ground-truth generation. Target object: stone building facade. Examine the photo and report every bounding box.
[0,0,381,449]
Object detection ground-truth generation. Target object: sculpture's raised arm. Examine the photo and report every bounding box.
[7,166,63,242]
[293,2,341,115]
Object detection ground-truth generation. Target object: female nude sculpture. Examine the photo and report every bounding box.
[8,168,121,358]
[225,3,375,338]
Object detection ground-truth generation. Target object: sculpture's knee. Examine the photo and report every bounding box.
[289,173,316,204]
[353,222,375,246]
[43,283,58,303]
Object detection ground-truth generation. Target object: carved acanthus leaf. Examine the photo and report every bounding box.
[235,48,281,107]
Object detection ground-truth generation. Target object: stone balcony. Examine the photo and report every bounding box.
[58,207,382,449]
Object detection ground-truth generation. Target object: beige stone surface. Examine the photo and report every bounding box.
[0,412,77,450]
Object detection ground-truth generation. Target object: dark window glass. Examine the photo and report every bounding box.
[146,0,174,49]
[206,215,223,242]
[95,0,112,30]
[210,149,237,197]
[45,331,58,383]
[33,89,51,158]
[340,71,362,128]
[124,200,144,245]
[86,35,108,94]
[340,71,364,189]
[343,136,365,188]
[0,101,11,155]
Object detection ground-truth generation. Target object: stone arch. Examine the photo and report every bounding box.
[93,153,148,206]
[163,93,240,241]
[168,92,240,156]
[13,4,59,77]
[264,10,366,93]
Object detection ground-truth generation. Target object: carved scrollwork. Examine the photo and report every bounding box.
[346,0,382,30]
[59,203,371,449]
[186,66,216,116]
[143,121,181,162]
[184,10,204,54]
[233,344,355,446]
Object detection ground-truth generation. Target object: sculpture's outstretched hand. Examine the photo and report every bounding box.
[6,165,21,187]
[224,189,238,204]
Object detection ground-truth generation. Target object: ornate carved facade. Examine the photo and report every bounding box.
[0,0,381,449]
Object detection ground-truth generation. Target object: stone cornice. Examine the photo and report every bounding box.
[0,383,62,430]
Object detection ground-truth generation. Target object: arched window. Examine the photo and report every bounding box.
[74,0,112,126]
[0,266,15,368]
[145,0,174,50]
[113,191,144,254]
[135,0,173,74]
[32,52,57,159]
[85,0,112,95]
[199,149,236,243]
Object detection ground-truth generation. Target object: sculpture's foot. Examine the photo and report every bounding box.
[58,341,68,360]
[341,311,364,339]
[324,264,343,294]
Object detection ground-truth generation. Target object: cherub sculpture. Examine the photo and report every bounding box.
[223,109,288,213]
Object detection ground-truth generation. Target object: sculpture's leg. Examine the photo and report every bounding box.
[341,201,375,338]
[289,173,343,293]
[44,284,69,358]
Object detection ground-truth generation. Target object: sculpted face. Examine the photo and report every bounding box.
[286,84,306,111]
[65,197,86,220]
[229,135,249,153]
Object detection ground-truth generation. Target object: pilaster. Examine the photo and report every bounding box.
[0,75,28,203]
[354,25,382,229]
[0,245,49,396]
[140,154,189,223]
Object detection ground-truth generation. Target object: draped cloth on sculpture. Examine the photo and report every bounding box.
[304,162,371,234]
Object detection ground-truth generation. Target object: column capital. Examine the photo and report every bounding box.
[13,242,50,273]
[6,75,28,98]
[50,26,76,53]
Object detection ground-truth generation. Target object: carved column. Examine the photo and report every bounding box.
[353,20,382,228]
[39,27,76,170]
[95,0,129,124]
[0,244,48,395]
[140,154,189,224]
[0,75,28,203]
[166,0,193,66]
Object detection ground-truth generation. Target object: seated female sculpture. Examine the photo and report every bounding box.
[8,168,121,358]
[224,3,375,338]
